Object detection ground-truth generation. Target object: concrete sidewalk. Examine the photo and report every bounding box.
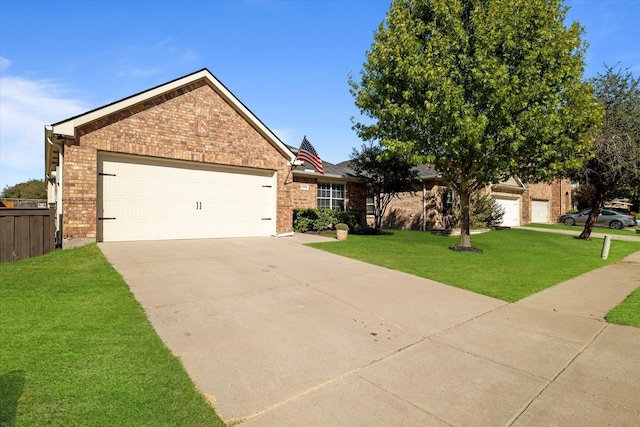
[515,225,640,242]
[99,235,640,426]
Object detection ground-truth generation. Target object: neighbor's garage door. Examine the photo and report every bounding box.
[97,155,276,242]
[493,197,520,227]
[531,200,550,223]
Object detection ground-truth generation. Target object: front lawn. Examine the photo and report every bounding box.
[0,245,224,427]
[308,229,639,303]
[606,287,640,328]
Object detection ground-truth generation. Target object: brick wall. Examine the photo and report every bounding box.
[291,176,317,209]
[374,177,572,230]
[525,178,572,223]
[63,146,97,239]
[346,181,367,223]
[61,79,292,242]
[291,177,368,226]
[376,182,446,230]
[371,177,573,230]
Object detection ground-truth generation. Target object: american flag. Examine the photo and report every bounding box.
[296,136,324,174]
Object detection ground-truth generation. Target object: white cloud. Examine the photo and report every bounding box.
[0,73,87,189]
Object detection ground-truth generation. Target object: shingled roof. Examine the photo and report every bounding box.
[289,144,441,181]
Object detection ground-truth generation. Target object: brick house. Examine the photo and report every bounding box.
[291,157,572,230]
[45,69,296,248]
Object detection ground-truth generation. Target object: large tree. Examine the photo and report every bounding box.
[573,66,640,239]
[350,0,601,250]
[350,143,419,230]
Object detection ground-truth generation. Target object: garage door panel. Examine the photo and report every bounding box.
[531,200,550,223]
[493,197,520,227]
[98,155,275,242]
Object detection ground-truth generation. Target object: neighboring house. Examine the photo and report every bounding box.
[291,156,572,230]
[45,68,296,248]
[607,198,632,210]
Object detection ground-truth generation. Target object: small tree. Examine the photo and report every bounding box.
[350,143,419,230]
[572,66,640,239]
[572,183,596,210]
[1,179,47,199]
[445,192,505,229]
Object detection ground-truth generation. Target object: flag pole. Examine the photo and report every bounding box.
[284,139,302,185]
[285,135,322,184]
[284,161,295,185]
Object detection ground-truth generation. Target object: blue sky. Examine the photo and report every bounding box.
[1,0,639,189]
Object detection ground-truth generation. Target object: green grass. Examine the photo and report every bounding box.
[606,287,640,328]
[0,244,224,427]
[308,229,640,303]
[525,222,640,236]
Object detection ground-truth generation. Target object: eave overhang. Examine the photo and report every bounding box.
[492,176,528,193]
[292,168,362,182]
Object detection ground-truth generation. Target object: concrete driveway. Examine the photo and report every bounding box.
[99,235,640,426]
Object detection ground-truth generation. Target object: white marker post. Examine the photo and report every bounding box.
[601,235,612,259]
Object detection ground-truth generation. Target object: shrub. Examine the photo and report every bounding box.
[470,194,505,229]
[335,211,362,234]
[293,209,362,233]
[293,209,317,233]
[312,208,339,231]
[447,193,505,229]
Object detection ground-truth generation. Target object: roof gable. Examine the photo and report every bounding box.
[45,68,294,164]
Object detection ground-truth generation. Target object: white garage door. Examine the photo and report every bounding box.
[97,155,276,242]
[493,197,520,227]
[531,200,550,223]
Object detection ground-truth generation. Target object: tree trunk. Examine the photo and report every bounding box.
[374,195,383,230]
[578,191,606,239]
[458,184,472,248]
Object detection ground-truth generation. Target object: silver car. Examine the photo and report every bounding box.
[560,208,637,229]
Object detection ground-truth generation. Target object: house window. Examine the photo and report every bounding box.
[317,183,345,211]
[444,189,454,215]
[366,196,375,215]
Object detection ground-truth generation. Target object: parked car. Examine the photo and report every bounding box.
[605,206,633,216]
[559,208,637,229]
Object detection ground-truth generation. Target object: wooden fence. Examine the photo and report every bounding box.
[0,208,56,263]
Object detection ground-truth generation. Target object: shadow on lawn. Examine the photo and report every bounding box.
[0,370,25,427]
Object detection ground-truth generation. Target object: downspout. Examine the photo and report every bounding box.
[47,136,64,247]
[422,180,426,232]
[560,179,565,216]
[558,179,562,219]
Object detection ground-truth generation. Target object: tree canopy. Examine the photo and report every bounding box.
[350,0,601,249]
[572,65,640,239]
[1,179,47,199]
